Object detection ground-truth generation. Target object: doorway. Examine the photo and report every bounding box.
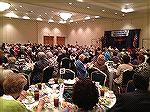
[43,36,54,45]
[57,36,65,45]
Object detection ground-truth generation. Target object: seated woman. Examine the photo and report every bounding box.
[72,78,101,111]
[111,68,150,112]
[0,72,45,112]
[93,54,108,75]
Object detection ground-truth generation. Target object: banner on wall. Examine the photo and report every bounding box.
[111,30,129,37]
[104,29,141,50]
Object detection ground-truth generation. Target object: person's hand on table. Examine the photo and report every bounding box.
[36,99,45,112]
[17,90,28,101]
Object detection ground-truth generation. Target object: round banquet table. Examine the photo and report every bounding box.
[22,78,116,112]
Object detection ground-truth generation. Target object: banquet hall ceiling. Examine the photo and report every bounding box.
[1,0,150,23]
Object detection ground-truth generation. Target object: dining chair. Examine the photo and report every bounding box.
[91,70,107,86]
[41,66,54,83]
[23,73,31,90]
[118,70,135,93]
[61,69,75,80]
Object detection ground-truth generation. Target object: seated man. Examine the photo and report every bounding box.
[111,68,150,112]
[74,54,88,79]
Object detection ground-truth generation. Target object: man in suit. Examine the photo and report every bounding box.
[111,68,150,112]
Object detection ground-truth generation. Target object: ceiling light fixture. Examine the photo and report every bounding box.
[87,6,90,9]
[5,12,18,18]
[48,19,54,23]
[0,2,11,11]
[77,0,83,2]
[15,8,17,11]
[102,9,105,12]
[36,17,42,21]
[19,5,22,8]
[95,16,99,18]
[85,16,90,20]
[59,12,72,21]
[121,4,134,13]
[115,13,117,15]
[22,15,30,19]
[69,3,72,5]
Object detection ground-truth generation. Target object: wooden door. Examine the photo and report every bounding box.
[57,36,65,45]
[44,36,54,45]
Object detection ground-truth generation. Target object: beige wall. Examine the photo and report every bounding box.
[1,15,150,49]
[1,17,38,44]
[37,22,68,45]
[0,17,67,45]
[66,16,150,49]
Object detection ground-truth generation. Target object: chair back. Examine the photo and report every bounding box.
[41,66,54,83]
[122,70,134,86]
[60,57,71,69]
[23,73,31,90]
[88,67,102,78]
[61,69,75,80]
[91,70,107,86]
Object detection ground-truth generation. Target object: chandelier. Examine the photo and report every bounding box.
[59,12,72,21]
[121,4,134,13]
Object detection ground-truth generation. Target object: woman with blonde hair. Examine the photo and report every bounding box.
[0,72,45,112]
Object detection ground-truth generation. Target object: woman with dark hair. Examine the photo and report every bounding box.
[72,78,100,111]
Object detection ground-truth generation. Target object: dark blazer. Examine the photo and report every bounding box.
[111,90,150,112]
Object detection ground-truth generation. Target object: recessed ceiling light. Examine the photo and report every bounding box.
[22,15,30,19]
[45,13,47,15]
[76,22,78,23]
[5,12,18,18]
[83,21,85,22]
[122,14,125,16]
[26,13,28,15]
[30,11,33,13]
[19,5,22,8]
[36,17,42,21]
[95,16,99,18]
[87,6,90,9]
[77,0,83,2]
[102,9,105,12]
[15,8,17,11]
[115,13,117,15]
[69,3,72,5]
[48,19,54,23]
[52,11,54,12]
[85,16,90,20]
[121,4,134,13]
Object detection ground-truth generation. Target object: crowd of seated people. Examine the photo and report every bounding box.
[1,43,150,112]
[0,43,150,84]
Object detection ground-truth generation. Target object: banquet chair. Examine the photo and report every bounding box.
[60,57,71,69]
[61,69,75,80]
[118,70,135,93]
[87,67,103,78]
[23,73,31,90]
[91,70,107,86]
[41,66,54,83]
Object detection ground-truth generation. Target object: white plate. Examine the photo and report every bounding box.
[64,80,75,85]
[22,98,35,104]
